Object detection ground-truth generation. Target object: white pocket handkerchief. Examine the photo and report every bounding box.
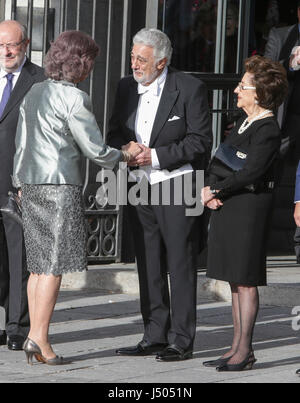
[168,115,181,122]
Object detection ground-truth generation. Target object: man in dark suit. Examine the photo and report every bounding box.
[264,3,300,254]
[108,28,212,361]
[0,20,45,350]
[264,1,300,156]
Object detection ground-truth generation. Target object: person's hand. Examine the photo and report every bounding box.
[201,186,223,209]
[206,198,223,210]
[295,47,300,65]
[130,144,152,167]
[201,186,216,205]
[122,141,143,159]
[290,46,300,69]
[295,202,300,227]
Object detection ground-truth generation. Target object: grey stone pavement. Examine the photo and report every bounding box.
[0,257,300,385]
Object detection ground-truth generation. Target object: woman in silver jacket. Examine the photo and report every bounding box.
[13,30,140,365]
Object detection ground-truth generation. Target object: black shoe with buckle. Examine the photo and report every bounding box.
[116,340,167,356]
[156,344,193,362]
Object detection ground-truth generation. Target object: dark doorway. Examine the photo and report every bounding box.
[254,0,299,55]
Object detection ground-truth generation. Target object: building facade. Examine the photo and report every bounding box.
[0,0,297,261]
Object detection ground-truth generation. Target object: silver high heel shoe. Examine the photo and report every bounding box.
[23,338,64,365]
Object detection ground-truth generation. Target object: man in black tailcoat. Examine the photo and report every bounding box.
[107,28,212,361]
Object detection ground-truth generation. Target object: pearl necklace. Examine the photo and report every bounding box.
[238,110,272,134]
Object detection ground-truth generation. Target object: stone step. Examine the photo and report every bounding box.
[61,257,300,307]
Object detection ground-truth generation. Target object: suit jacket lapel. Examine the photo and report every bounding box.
[149,70,179,147]
[126,79,139,139]
[0,60,36,122]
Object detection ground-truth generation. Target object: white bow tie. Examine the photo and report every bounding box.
[138,83,159,96]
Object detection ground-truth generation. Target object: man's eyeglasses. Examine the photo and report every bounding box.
[0,39,26,50]
[237,83,256,91]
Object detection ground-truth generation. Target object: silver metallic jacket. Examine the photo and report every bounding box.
[13,79,122,187]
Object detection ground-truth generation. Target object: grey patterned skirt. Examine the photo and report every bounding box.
[22,184,87,276]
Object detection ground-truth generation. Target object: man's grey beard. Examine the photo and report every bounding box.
[133,69,159,86]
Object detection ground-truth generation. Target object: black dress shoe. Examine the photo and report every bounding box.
[116,340,167,356]
[156,344,193,362]
[296,368,300,375]
[0,332,7,346]
[7,335,26,351]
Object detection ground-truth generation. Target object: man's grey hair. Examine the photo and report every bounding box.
[133,28,173,66]
[20,24,28,41]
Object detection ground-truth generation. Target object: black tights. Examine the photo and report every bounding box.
[222,284,259,364]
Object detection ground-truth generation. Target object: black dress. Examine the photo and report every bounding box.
[206,116,280,286]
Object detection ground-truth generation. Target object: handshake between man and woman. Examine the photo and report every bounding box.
[121,141,152,167]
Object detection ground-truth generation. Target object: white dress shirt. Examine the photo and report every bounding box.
[132,66,193,185]
[0,57,27,99]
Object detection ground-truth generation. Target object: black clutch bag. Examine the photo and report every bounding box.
[209,142,247,180]
[209,142,259,193]
[214,142,247,173]
[0,191,22,226]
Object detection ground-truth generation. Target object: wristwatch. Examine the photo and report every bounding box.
[210,188,218,195]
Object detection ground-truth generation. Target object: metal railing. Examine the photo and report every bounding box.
[193,73,241,150]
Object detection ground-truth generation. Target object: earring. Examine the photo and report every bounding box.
[254,100,259,104]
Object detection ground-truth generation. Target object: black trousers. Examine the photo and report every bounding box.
[0,213,29,337]
[127,181,199,351]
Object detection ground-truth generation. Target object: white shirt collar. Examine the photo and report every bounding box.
[138,67,168,96]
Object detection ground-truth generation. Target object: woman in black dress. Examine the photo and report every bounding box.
[202,56,288,371]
